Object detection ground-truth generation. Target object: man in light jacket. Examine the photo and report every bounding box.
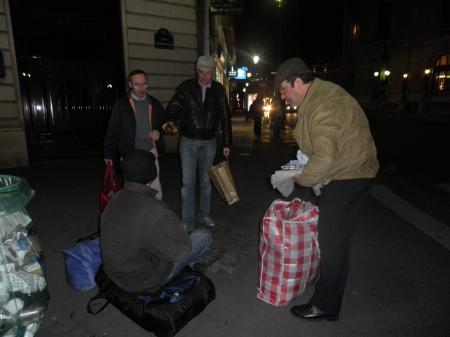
[274,57,379,321]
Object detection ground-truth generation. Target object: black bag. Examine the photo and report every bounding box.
[87,266,215,337]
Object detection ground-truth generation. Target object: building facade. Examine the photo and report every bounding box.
[0,0,28,168]
[0,0,235,168]
[340,0,450,115]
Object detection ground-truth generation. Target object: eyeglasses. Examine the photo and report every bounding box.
[279,83,290,95]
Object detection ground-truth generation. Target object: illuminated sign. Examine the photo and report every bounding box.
[228,66,247,80]
[236,67,247,79]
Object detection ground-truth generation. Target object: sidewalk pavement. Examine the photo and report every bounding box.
[1,118,449,337]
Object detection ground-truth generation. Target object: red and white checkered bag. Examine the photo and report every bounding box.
[257,198,320,306]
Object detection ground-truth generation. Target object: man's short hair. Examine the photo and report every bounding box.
[127,69,148,84]
[123,150,157,184]
[274,57,314,90]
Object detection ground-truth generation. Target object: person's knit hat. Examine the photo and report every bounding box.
[197,55,215,71]
[274,57,311,90]
[123,149,157,184]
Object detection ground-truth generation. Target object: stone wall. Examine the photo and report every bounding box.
[0,0,28,168]
[121,0,198,105]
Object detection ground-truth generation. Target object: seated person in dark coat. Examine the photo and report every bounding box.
[100,149,213,293]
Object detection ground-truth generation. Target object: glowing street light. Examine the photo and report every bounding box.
[253,55,260,64]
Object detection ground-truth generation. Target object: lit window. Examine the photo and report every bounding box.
[432,53,450,93]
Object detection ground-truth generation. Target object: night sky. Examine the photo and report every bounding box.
[233,0,345,70]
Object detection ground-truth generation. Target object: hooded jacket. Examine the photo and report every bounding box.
[100,182,191,293]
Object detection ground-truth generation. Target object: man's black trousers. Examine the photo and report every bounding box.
[302,178,373,315]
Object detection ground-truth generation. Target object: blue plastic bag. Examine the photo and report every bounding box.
[61,238,102,291]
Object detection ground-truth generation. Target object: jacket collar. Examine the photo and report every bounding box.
[197,80,212,90]
[298,78,320,113]
[124,181,158,197]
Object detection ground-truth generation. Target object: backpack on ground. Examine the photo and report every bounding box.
[87,266,215,337]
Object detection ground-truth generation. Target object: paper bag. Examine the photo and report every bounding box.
[208,161,239,205]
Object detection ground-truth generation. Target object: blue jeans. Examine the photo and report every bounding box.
[166,227,213,280]
[179,136,216,228]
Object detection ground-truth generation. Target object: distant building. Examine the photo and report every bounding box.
[340,0,450,115]
[0,0,235,168]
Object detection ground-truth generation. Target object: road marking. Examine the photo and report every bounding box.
[371,185,450,250]
[435,184,450,194]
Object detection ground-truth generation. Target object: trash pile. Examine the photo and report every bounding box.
[0,175,49,337]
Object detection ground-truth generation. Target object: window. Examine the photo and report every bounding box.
[433,53,450,93]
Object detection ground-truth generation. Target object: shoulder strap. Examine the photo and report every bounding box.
[128,96,157,153]
[160,275,200,303]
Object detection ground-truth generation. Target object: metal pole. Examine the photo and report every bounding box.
[204,0,210,56]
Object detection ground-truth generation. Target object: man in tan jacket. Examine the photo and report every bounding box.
[275,57,379,321]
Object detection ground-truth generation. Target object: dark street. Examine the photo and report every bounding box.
[2,117,449,337]
[1,1,450,336]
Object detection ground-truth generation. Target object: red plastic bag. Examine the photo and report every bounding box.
[100,163,123,212]
[257,198,320,306]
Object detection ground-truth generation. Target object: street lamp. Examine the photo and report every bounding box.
[253,55,260,64]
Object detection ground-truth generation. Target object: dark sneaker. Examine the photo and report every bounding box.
[199,216,215,227]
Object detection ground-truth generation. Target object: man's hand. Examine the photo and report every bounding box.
[162,122,178,135]
[149,129,160,141]
[223,147,230,158]
[104,159,113,166]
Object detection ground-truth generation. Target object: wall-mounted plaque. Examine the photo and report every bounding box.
[154,28,174,49]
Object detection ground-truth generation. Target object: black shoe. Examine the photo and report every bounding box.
[290,303,339,321]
